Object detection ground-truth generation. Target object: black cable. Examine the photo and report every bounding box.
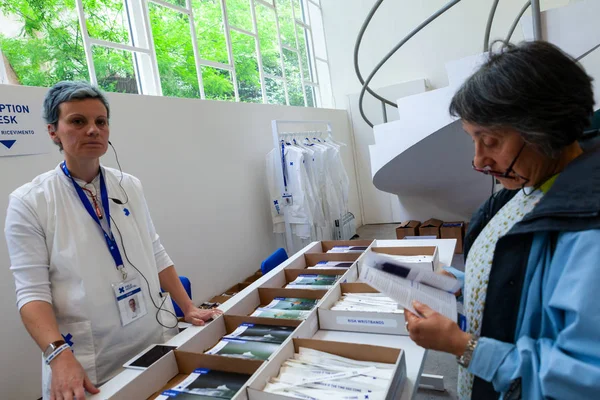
[109,141,130,205]
[110,215,178,330]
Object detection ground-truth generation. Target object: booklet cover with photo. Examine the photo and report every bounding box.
[327,246,368,253]
[261,297,317,311]
[157,392,216,399]
[224,323,295,344]
[308,261,354,269]
[158,368,251,399]
[285,274,341,289]
[250,309,312,320]
[205,339,281,360]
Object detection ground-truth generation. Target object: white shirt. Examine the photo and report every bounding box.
[4,164,176,398]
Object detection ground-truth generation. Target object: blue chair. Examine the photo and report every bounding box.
[162,276,191,318]
[261,248,289,275]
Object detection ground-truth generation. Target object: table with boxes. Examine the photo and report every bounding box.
[91,238,457,400]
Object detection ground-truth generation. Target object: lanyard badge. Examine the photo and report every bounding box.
[61,161,127,280]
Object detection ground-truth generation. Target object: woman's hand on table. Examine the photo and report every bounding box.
[404,301,470,356]
[50,349,99,400]
[184,307,223,326]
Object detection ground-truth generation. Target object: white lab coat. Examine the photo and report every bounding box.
[266,137,350,246]
[4,164,176,399]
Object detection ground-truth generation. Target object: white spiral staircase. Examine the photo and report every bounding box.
[367,0,600,221]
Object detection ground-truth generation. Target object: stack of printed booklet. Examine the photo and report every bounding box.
[285,274,342,290]
[263,347,395,400]
[326,245,368,254]
[331,292,402,314]
[204,322,295,361]
[307,261,354,270]
[156,368,251,399]
[250,297,318,320]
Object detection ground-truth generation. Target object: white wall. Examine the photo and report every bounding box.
[322,0,573,108]
[0,84,361,399]
[346,80,428,224]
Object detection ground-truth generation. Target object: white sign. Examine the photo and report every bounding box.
[336,316,398,328]
[0,88,52,156]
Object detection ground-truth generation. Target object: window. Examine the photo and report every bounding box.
[0,0,333,107]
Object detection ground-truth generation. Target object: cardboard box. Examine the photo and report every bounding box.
[369,246,440,272]
[225,282,252,295]
[317,240,374,253]
[302,253,361,268]
[209,295,233,304]
[244,273,262,283]
[395,220,421,239]
[221,286,328,318]
[109,350,263,400]
[441,222,465,254]
[149,352,262,399]
[246,338,406,400]
[318,283,408,336]
[418,218,443,238]
[284,267,357,286]
[178,302,319,354]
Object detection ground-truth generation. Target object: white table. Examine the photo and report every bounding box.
[312,330,426,400]
[91,239,450,399]
[375,239,457,268]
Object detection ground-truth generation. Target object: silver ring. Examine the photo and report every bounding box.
[405,321,409,332]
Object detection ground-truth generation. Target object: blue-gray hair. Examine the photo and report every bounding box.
[43,81,110,150]
[43,81,110,126]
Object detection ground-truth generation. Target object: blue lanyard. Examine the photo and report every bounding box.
[60,161,126,278]
[280,141,288,191]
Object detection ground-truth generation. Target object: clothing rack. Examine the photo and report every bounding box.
[271,120,333,254]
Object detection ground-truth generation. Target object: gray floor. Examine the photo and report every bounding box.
[356,224,465,400]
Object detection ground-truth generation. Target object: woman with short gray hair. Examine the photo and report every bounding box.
[403,41,600,399]
[4,81,222,400]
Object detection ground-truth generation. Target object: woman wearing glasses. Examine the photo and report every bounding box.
[404,41,600,399]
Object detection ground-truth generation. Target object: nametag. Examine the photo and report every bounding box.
[112,276,148,327]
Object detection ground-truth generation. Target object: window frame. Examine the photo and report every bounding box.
[1,0,333,107]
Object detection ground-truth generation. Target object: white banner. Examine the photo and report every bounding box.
[0,86,52,156]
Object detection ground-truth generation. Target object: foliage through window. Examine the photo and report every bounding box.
[0,0,332,107]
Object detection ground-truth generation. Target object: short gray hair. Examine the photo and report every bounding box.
[43,81,110,149]
[449,41,594,158]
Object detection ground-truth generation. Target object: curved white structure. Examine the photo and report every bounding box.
[368,0,600,221]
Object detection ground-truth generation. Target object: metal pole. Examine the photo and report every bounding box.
[530,0,542,40]
[381,101,388,123]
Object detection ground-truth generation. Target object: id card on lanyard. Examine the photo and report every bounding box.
[61,162,148,326]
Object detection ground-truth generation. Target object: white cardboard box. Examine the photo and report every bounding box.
[284,265,358,286]
[221,286,330,318]
[109,350,263,400]
[364,246,440,272]
[246,338,407,400]
[317,282,408,336]
[305,239,375,253]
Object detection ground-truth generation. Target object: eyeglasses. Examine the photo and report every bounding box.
[471,142,528,182]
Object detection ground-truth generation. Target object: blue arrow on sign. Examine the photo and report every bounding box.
[0,140,16,149]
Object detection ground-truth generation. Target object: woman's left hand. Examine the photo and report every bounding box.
[184,307,223,326]
[405,301,471,356]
